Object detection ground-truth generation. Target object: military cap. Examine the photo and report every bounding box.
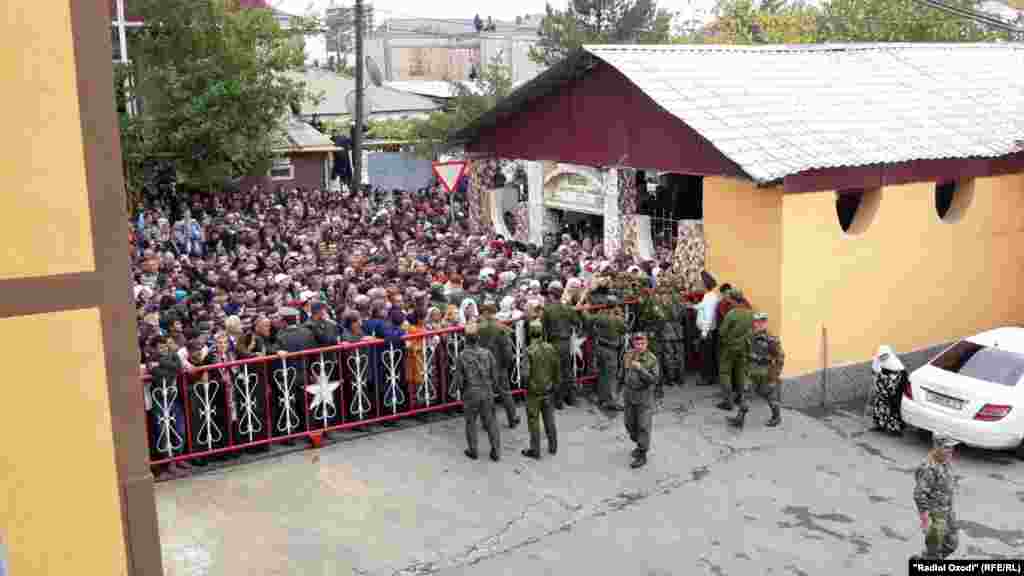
[753,312,768,321]
[279,306,300,319]
[933,435,959,448]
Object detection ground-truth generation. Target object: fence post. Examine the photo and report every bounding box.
[820,325,828,409]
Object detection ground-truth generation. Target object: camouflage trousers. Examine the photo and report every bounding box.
[738,370,780,411]
[921,511,959,559]
[654,339,685,388]
[595,344,621,406]
[718,348,749,404]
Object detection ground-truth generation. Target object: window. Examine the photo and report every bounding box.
[835,187,881,235]
[269,157,294,180]
[931,341,1024,386]
[934,179,973,223]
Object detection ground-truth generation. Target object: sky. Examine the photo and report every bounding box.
[271,0,718,62]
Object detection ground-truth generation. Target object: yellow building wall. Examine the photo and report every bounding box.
[779,174,1024,376]
[0,2,130,574]
[703,177,784,336]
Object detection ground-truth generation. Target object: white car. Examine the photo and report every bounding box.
[902,327,1024,460]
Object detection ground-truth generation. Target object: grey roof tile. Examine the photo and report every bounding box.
[585,43,1024,181]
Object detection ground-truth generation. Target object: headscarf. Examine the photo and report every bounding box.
[458,298,479,325]
[872,345,905,373]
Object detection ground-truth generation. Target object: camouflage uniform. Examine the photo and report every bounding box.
[913,444,959,559]
[717,297,754,413]
[523,323,559,458]
[477,317,519,428]
[541,299,581,408]
[623,345,661,468]
[453,342,502,461]
[583,308,627,410]
[739,326,784,427]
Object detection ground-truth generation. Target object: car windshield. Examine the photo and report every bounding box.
[931,340,1024,387]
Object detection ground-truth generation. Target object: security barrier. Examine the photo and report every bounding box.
[143,296,705,468]
[145,309,611,466]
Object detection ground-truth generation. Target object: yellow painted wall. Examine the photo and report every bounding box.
[0,2,95,280]
[703,177,784,335]
[0,3,130,574]
[779,174,1024,376]
[0,310,129,575]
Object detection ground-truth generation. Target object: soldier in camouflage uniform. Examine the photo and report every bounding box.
[581,305,627,411]
[477,301,520,428]
[623,332,661,469]
[522,320,559,459]
[657,275,688,389]
[717,290,754,415]
[733,312,783,428]
[453,322,502,462]
[912,436,960,560]
[541,281,581,409]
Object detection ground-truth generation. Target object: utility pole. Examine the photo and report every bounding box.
[353,0,365,191]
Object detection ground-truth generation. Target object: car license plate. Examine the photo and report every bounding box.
[926,391,963,410]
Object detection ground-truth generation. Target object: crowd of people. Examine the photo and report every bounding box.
[129,181,962,564]
[131,182,785,476]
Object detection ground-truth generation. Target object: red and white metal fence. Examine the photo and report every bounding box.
[143,297,705,467]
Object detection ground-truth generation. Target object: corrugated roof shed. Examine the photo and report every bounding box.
[290,69,442,116]
[464,43,1024,183]
[272,116,335,152]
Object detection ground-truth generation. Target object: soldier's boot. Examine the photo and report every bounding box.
[506,404,521,429]
[522,432,541,459]
[766,405,782,427]
[630,451,647,469]
[564,387,577,407]
[548,436,557,455]
[489,447,500,462]
[728,407,748,428]
[464,448,478,460]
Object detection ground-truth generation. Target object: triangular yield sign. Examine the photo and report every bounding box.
[432,161,469,193]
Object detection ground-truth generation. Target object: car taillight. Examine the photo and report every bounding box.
[974,404,1012,422]
[903,380,913,400]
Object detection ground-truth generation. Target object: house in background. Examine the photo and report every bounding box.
[238,116,339,192]
[289,68,442,122]
[365,16,545,86]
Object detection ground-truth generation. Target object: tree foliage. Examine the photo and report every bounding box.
[121,0,320,192]
[816,0,1003,42]
[692,0,1005,45]
[529,0,675,66]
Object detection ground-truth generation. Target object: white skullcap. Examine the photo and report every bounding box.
[274,273,290,284]
[479,267,496,279]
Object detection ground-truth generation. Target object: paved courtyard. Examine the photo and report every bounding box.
[157,382,1024,576]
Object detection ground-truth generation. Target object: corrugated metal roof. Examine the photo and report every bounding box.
[272,116,334,152]
[583,43,1024,182]
[289,69,442,116]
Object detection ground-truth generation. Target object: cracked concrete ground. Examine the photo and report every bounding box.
[156,379,1024,576]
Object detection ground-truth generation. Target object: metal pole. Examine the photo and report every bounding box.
[353,0,365,191]
[116,0,135,117]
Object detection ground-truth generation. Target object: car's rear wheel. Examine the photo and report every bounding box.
[915,427,932,444]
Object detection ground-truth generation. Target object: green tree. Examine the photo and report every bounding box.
[816,0,1003,42]
[697,0,1004,45]
[529,0,675,66]
[121,0,320,192]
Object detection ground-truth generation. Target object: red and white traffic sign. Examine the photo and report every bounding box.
[432,161,469,193]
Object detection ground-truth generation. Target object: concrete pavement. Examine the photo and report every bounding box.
[156,381,1024,576]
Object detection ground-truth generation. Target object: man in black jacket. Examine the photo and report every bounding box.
[273,307,318,443]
